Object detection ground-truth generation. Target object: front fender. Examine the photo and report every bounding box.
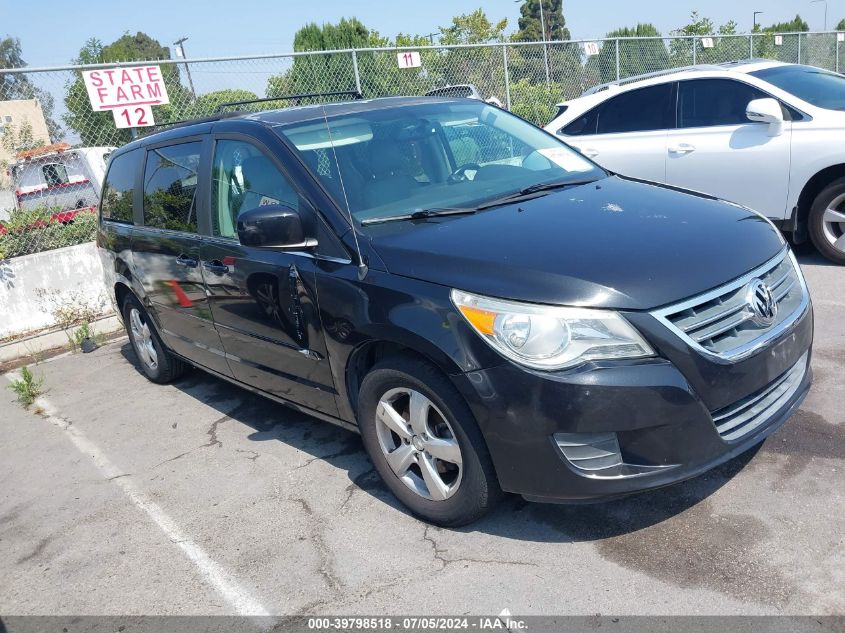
[315,266,504,423]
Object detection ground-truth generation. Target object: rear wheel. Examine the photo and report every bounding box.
[122,294,186,384]
[808,178,845,265]
[357,356,502,526]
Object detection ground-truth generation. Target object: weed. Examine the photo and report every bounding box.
[70,321,105,352]
[35,289,108,352]
[8,366,44,408]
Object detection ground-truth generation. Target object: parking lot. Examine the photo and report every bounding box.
[1,248,842,617]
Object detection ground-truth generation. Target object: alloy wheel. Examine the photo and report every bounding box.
[374,387,463,501]
[821,192,845,254]
[129,307,158,370]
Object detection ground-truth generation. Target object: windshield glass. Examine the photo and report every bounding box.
[750,64,845,110]
[277,101,604,224]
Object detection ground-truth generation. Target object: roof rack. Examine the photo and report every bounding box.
[138,89,364,137]
[582,64,724,96]
[215,89,363,113]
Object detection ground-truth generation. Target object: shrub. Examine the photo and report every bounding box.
[8,366,44,408]
[0,208,98,258]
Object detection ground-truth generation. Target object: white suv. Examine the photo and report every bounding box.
[545,61,845,264]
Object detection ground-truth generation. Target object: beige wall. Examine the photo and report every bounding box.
[0,99,51,182]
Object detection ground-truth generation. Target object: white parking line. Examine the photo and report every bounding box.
[4,371,272,618]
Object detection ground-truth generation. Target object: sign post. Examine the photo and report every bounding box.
[82,65,169,130]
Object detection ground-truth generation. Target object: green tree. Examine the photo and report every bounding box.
[596,23,668,82]
[267,18,392,101]
[440,9,508,44]
[63,33,189,146]
[0,36,63,142]
[838,19,845,30]
[763,15,809,33]
[509,79,565,125]
[754,15,816,63]
[511,1,581,98]
[670,12,742,66]
[435,10,509,100]
[187,89,258,117]
[515,0,570,42]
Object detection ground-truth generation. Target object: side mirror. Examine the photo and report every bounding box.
[746,98,784,137]
[236,204,317,250]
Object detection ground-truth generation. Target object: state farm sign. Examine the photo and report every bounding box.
[82,66,170,111]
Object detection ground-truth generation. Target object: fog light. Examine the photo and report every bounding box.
[553,432,623,472]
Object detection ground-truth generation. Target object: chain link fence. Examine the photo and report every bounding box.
[2,31,844,259]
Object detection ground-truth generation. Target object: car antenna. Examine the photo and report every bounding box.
[320,103,368,280]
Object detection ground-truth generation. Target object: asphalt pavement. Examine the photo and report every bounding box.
[1,250,842,617]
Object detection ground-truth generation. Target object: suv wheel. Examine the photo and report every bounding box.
[123,294,186,383]
[808,177,845,265]
[357,356,502,526]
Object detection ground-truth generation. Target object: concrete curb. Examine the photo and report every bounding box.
[0,313,124,364]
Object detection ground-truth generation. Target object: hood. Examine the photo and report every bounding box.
[366,176,785,310]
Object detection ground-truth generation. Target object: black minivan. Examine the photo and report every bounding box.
[98,96,812,526]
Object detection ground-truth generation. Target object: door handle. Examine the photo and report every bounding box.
[581,147,599,158]
[668,144,696,154]
[202,260,230,275]
[175,254,198,268]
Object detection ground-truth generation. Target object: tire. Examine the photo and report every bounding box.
[808,177,845,265]
[357,355,502,526]
[122,294,187,384]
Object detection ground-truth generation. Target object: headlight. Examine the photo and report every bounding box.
[451,289,655,370]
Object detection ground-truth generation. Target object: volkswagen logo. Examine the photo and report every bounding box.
[746,279,778,326]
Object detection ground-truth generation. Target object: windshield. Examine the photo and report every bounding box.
[277,101,605,224]
[750,64,845,110]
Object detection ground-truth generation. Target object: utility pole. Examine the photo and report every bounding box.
[810,0,828,31]
[753,11,763,30]
[539,0,550,84]
[173,37,197,100]
[516,0,550,85]
[424,32,438,45]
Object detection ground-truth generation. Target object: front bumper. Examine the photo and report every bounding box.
[452,300,813,502]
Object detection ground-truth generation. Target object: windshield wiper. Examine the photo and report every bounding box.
[361,207,476,225]
[360,178,599,225]
[476,178,599,210]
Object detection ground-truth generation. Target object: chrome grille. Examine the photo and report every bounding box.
[651,250,809,360]
[712,352,808,441]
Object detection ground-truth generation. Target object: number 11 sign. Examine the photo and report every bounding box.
[397,52,422,68]
[113,105,155,129]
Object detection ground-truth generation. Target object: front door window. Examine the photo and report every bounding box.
[211,140,299,239]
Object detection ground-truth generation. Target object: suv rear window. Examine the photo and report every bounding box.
[142,142,202,233]
[101,149,142,224]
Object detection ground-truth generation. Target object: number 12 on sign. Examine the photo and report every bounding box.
[113,105,155,129]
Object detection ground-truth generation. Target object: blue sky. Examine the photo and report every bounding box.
[4,0,844,68]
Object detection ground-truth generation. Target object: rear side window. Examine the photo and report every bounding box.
[100,150,141,224]
[143,142,202,233]
[597,83,674,134]
[562,109,599,136]
[678,79,766,128]
[43,163,69,187]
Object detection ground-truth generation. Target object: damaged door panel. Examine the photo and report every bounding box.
[200,240,337,415]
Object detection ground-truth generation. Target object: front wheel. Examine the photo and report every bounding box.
[357,356,502,526]
[808,177,845,265]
